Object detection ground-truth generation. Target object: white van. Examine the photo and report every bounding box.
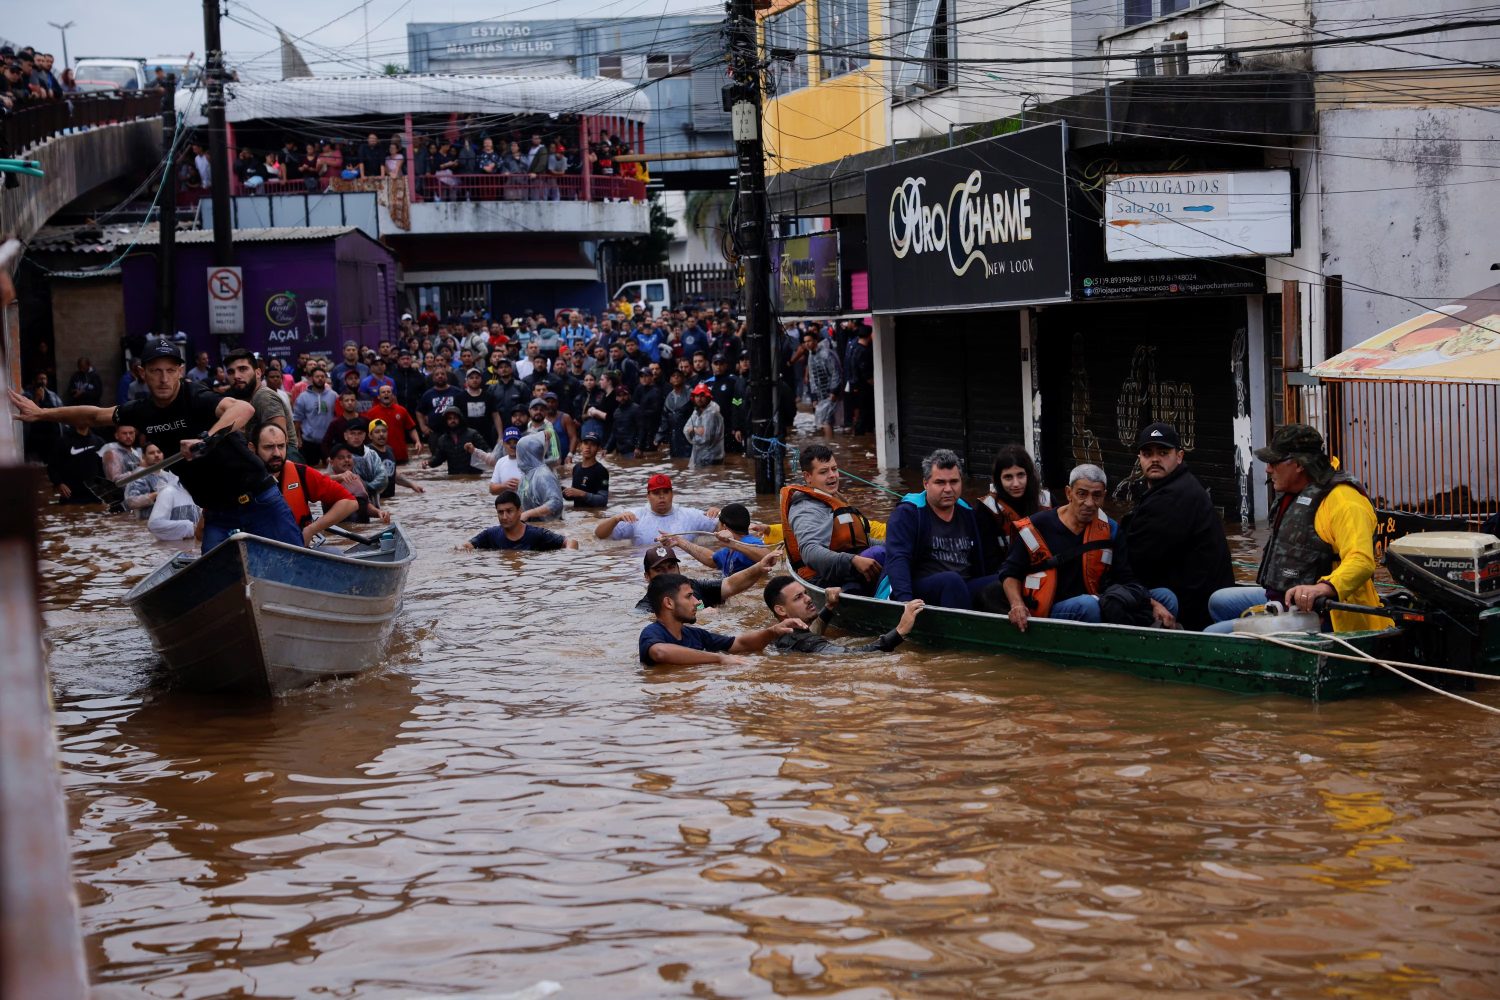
[72,57,148,93]
[612,279,670,315]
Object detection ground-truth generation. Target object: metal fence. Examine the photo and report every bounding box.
[1293,377,1499,518]
[605,262,740,307]
[1,93,161,156]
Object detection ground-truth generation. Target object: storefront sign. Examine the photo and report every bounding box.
[206,266,243,335]
[771,231,842,314]
[409,21,577,60]
[1104,169,1293,261]
[865,123,1071,313]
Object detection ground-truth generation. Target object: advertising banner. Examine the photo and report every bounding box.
[771,231,842,314]
[864,122,1071,314]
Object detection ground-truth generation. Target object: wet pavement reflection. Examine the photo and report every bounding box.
[40,438,1500,998]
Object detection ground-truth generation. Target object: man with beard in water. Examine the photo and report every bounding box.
[638,573,803,667]
[9,342,302,550]
[253,423,359,546]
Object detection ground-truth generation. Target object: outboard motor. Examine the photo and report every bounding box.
[1383,532,1500,672]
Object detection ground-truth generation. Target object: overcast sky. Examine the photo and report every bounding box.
[9,0,716,80]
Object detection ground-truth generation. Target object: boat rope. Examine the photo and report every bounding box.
[836,469,905,499]
[1249,631,1500,715]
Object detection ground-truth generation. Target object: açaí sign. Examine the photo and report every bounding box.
[865,122,1071,313]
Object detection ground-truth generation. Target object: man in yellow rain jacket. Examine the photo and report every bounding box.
[1206,423,1385,633]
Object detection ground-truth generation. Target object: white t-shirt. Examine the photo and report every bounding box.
[608,505,717,557]
[490,453,523,489]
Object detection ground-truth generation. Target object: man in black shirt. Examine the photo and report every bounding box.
[9,342,302,552]
[633,543,777,614]
[763,576,923,654]
[563,431,610,507]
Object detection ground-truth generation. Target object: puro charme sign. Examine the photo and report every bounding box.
[866,123,1070,313]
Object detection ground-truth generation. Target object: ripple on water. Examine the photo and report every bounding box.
[34,459,1500,997]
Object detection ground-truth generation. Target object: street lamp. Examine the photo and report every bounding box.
[47,20,75,71]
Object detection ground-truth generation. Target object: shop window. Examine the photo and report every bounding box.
[765,4,810,94]
[819,0,869,81]
[892,0,956,96]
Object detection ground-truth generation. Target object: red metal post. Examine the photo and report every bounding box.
[404,112,418,203]
[579,116,592,202]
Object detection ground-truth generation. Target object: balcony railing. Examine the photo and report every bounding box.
[1,92,162,156]
[414,173,646,203]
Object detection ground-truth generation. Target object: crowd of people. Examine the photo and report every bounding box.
[178,127,647,201]
[11,288,1416,671]
[0,43,71,112]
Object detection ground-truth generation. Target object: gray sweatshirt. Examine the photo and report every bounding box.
[786,491,866,586]
[684,400,725,466]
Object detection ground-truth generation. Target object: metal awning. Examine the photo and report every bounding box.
[177,74,651,125]
[1312,283,1500,383]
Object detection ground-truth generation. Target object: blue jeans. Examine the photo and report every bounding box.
[1204,586,1269,634]
[914,571,1000,611]
[1050,588,1179,623]
[201,486,305,553]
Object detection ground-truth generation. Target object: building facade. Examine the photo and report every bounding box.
[761,0,1500,523]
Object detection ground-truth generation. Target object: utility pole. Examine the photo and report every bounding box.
[156,74,178,340]
[726,0,781,494]
[203,0,234,271]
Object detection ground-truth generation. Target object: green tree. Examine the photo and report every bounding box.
[383,63,409,76]
[615,194,676,267]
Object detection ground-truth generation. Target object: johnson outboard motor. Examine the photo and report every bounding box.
[1381,531,1500,672]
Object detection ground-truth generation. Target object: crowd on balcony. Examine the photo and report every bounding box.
[175,127,648,203]
[0,43,72,112]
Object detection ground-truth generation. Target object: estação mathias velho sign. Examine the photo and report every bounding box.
[864,122,1071,313]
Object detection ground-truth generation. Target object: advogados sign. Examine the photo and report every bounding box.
[865,122,1071,313]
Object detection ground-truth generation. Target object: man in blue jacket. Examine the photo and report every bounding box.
[882,448,998,609]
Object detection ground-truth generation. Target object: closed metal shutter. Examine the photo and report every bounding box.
[895,313,1024,475]
[1037,298,1248,516]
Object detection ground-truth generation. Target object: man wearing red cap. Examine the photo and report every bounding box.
[594,472,720,557]
[684,382,725,467]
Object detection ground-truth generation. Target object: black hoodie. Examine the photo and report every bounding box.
[49,427,106,503]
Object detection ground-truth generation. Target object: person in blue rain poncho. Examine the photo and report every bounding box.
[515,431,564,522]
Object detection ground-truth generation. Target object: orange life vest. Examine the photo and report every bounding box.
[1014,511,1114,617]
[982,494,1025,537]
[780,484,872,581]
[279,461,312,527]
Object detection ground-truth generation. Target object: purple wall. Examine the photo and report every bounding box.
[123,232,397,363]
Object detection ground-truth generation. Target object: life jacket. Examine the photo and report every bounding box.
[1014,510,1114,617]
[1256,472,1367,594]
[279,461,312,527]
[982,493,1024,536]
[780,484,872,582]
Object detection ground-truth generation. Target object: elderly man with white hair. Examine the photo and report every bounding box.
[999,463,1178,631]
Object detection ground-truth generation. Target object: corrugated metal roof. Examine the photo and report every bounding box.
[176,74,651,125]
[132,226,367,245]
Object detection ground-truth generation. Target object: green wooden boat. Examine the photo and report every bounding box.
[802,579,1500,702]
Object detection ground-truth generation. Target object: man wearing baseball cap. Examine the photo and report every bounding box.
[1113,422,1234,630]
[684,382,725,467]
[8,342,302,551]
[634,543,779,614]
[594,472,719,555]
[563,430,610,507]
[1204,423,1383,634]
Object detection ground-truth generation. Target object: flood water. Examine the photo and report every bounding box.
[39,437,1500,998]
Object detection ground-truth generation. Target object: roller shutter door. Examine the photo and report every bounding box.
[895,313,1024,474]
[1037,297,1249,517]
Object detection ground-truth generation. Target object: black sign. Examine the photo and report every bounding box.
[865,122,1071,314]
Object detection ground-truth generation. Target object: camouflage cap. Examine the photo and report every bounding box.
[1255,423,1325,464]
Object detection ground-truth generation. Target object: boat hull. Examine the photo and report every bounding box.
[809,580,1417,701]
[125,527,413,695]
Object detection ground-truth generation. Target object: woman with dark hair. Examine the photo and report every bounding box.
[981,445,1051,557]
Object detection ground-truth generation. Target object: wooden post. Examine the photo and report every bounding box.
[579,116,591,201]
[1281,279,1301,422]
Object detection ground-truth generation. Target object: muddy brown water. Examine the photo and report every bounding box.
[37,440,1500,998]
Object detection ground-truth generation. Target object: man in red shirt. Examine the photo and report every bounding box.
[253,423,359,546]
[363,383,422,463]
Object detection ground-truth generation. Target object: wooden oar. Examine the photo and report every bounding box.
[88,428,231,507]
[327,524,385,547]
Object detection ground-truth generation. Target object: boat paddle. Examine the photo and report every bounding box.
[87,428,233,508]
[326,524,386,547]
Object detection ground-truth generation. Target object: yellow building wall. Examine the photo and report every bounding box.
[759,0,888,175]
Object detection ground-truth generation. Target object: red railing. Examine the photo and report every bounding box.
[1,92,162,156]
[413,172,646,203]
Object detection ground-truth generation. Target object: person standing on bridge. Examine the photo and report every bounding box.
[9,342,303,552]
